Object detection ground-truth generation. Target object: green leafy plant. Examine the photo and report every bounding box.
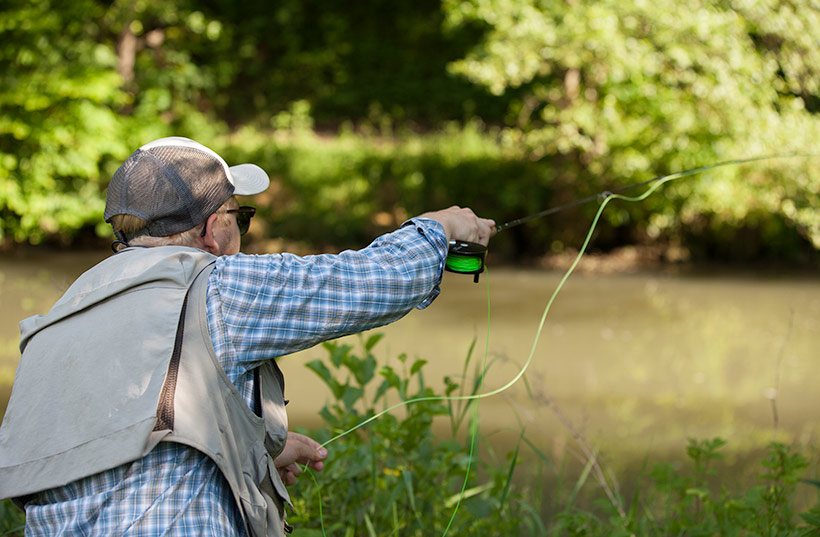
[641,438,815,536]
[547,437,820,536]
[0,499,24,537]
[287,333,540,536]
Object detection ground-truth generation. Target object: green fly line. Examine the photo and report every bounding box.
[302,151,816,535]
[444,253,484,273]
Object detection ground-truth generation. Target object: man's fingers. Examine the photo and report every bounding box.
[420,206,496,246]
[282,470,297,486]
[289,432,328,465]
[275,432,329,487]
[286,463,303,477]
[464,213,495,246]
[476,217,496,246]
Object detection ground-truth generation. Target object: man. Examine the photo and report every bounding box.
[0,136,495,536]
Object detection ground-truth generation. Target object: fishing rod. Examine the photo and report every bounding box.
[444,152,812,281]
[444,174,661,281]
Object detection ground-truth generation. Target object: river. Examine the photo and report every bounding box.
[2,249,818,499]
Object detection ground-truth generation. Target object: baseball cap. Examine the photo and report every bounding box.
[104,136,270,238]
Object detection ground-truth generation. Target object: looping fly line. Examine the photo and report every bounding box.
[302,151,817,536]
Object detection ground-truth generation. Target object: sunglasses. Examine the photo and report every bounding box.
[226,206,256,235]
[201,206,256,237]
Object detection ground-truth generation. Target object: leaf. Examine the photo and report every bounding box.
[444,482,493,508]
[289,530,323,537]
[329,343,352,368]
[305,359,342,397]
[373,378,392,404]
[379,366,401,389]
[355,354,377,387]
[363,512,377,537]
[566,448,597,509]
[409,359,427,377]
[402,470,420,520]
[799,506,820,526]
[364,332,384,351]
[628,454,651,526]
[340,385,364,411]
[318,406,336,426]
[499,429,524,512]
[444,376,459,396]
[521,435,554,468]
[685,487,710,501]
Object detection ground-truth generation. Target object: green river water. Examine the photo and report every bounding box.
[2,249,818,499]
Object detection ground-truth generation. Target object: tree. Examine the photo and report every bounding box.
[443,0,820,253]
[0,0,231,244]
[0,0,127,243]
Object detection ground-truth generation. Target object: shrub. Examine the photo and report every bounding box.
[286,333,541,536]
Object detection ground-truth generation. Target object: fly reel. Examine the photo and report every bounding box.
[445,240,487,283]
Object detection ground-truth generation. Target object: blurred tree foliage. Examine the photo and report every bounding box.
[442,0,820,259]
[0,0,818,263]
[0,0,223,243]
[192,0,509,125]
[0,0,125,243]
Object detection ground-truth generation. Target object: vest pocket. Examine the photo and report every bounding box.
[242,462,289,537]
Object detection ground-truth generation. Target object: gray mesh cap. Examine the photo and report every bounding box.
[104,136,270,237]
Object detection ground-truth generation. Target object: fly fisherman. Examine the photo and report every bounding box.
[0,137,496,536]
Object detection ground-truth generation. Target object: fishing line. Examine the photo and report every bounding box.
[302,151,816,534]
[305,271,492,537]
[495,151,816,233]
[444,151,817,280]
[303,180,652,536]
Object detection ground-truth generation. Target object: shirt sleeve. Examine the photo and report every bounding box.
[206,217,448,373]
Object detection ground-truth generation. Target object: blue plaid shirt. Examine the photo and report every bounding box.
[24,219,447,536]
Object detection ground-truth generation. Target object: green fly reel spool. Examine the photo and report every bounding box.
[445,240,487,283]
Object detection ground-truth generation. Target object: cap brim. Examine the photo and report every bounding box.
[229,163,270,196]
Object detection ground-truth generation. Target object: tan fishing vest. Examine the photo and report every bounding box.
[0,246,292,537]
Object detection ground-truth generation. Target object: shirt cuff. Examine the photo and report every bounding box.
[401,217,448,309]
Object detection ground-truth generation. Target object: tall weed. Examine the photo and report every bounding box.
[287,334,540,536]
[289,334,820,536]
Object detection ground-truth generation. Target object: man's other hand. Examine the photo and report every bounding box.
[274,432,328,485]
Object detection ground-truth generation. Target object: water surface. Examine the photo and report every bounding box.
[2,251,818,479]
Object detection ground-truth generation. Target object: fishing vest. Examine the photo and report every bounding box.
[0,246,292,537]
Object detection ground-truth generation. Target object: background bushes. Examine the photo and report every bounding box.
[1,0,819,265]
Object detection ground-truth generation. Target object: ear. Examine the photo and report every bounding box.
[199,213,221,255]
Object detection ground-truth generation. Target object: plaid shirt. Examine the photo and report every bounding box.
[24,219,447,536]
